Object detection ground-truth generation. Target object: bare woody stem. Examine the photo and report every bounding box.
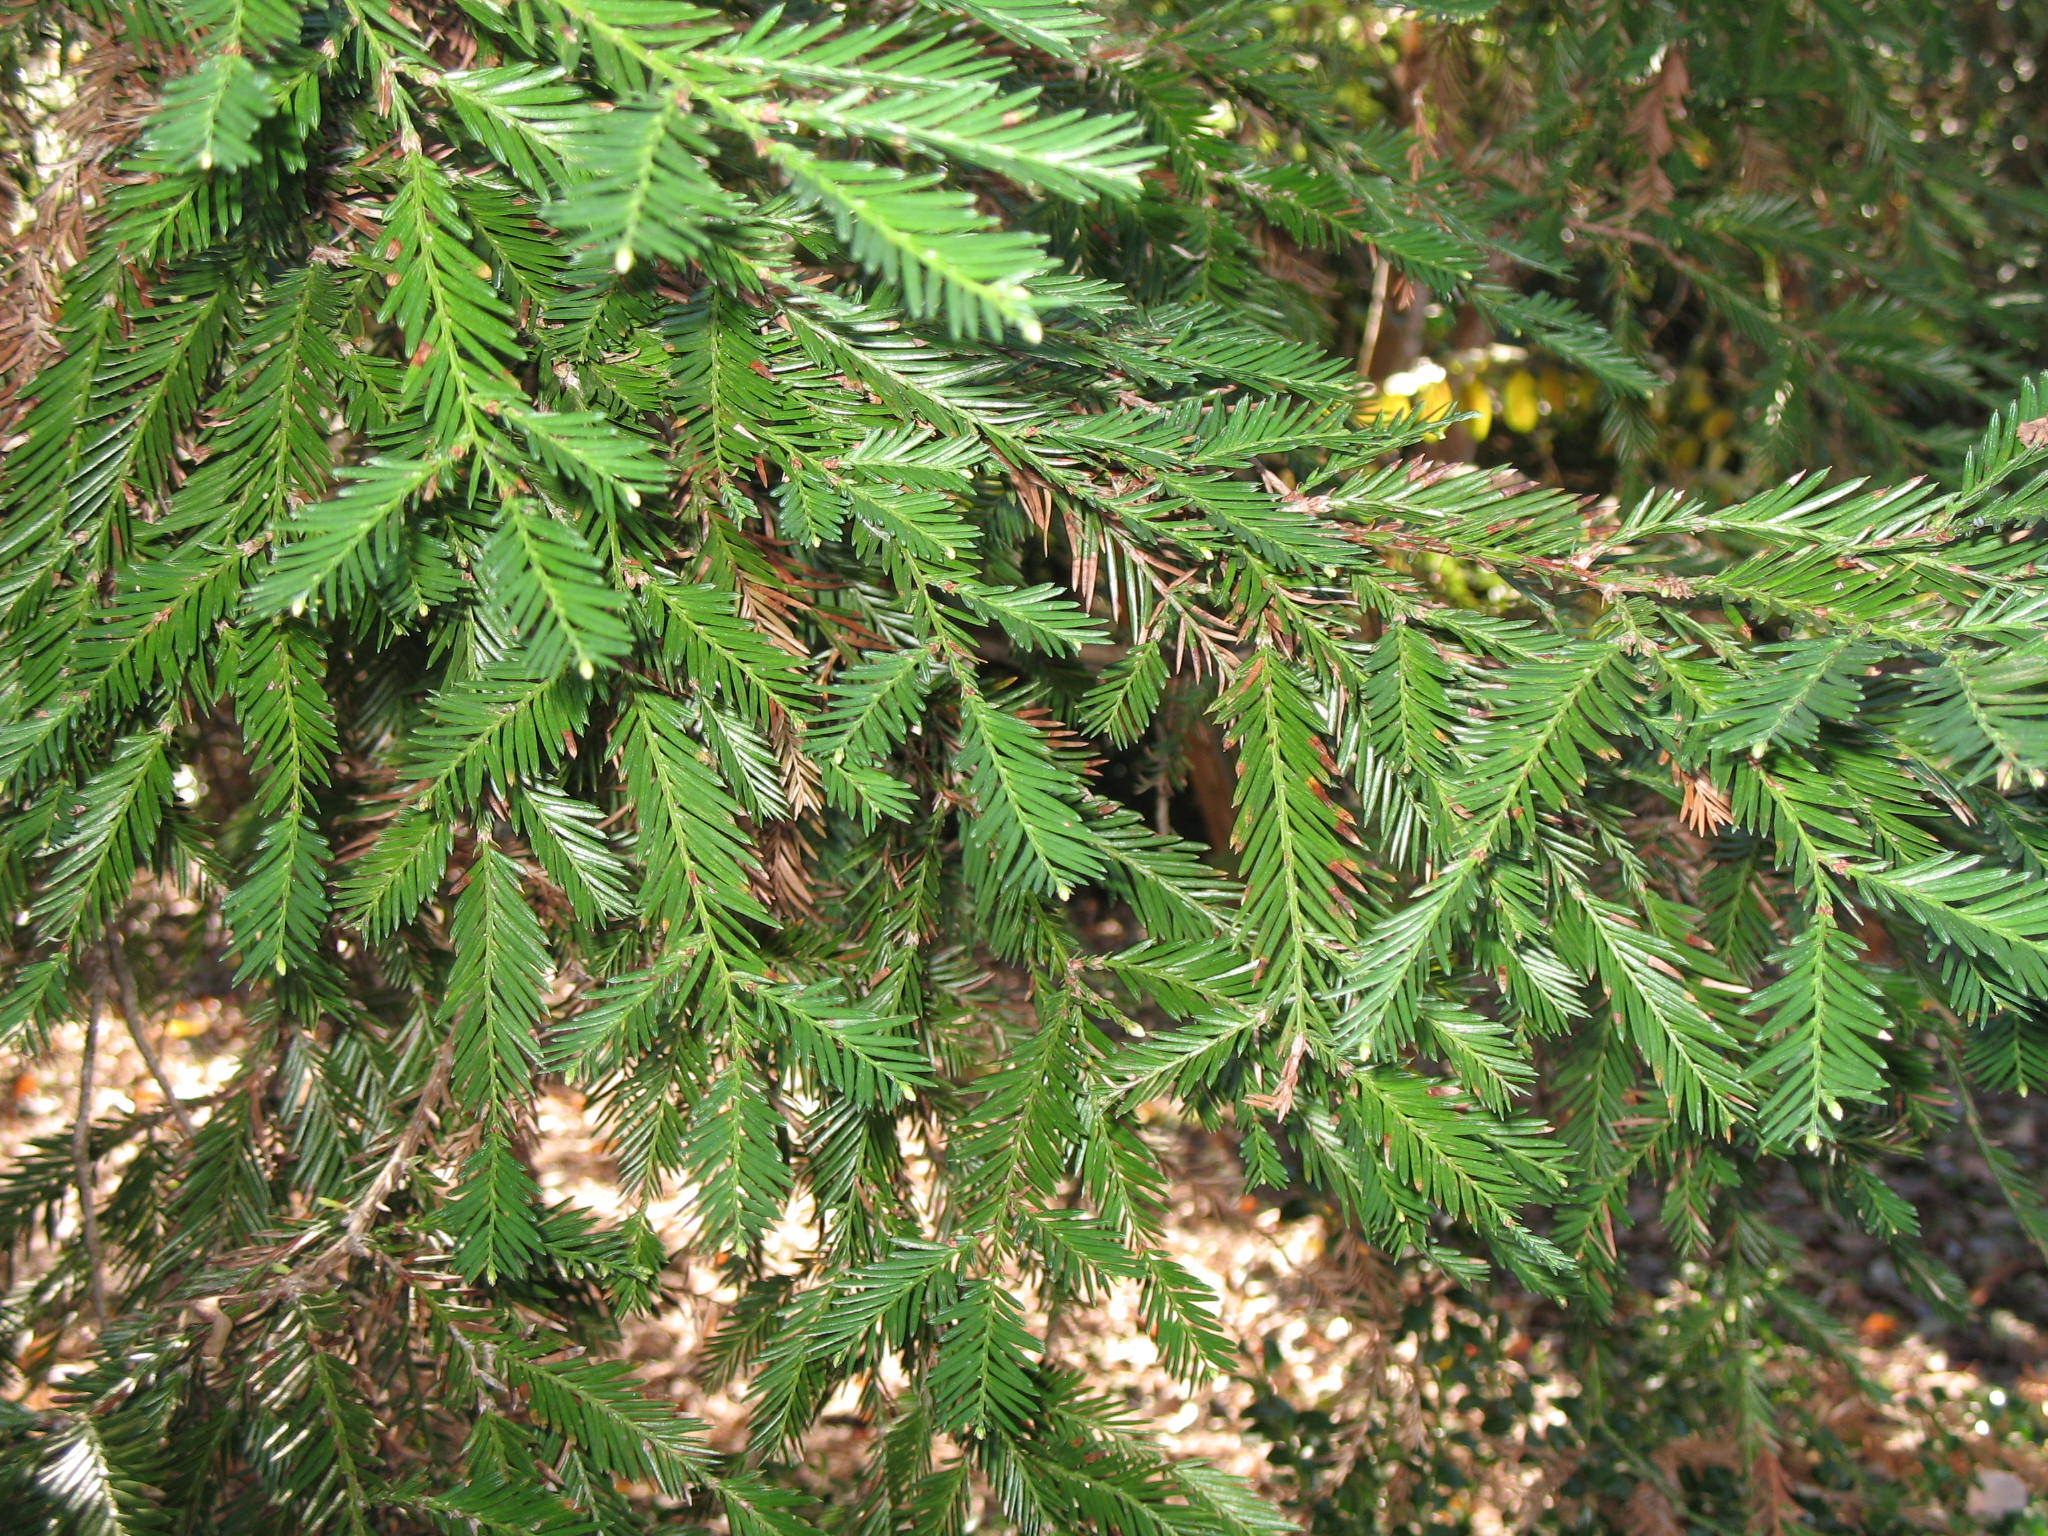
[106,931,198,1141]
[72,981,109,1332]
[343,1030,458,1254]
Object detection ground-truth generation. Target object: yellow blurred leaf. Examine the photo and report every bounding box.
[1418,379,1454,439]
[1460,379,1493,440]
[1355,392,1412,426]
[1503,370,1540,433]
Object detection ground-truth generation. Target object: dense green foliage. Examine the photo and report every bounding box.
[1287,0,2048,486]
[0,0,2043,1530]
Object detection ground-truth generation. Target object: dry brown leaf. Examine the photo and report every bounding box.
[1677,768,1734,836]
[1624,49,1689,213]
[1621,1479,1682,1536]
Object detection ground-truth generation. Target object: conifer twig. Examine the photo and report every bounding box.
[238,1033,459,1308]
[106,931,198,1141]
[72,982,109,1331]
[1355,255,1392,380]
[342,1030,457,1255]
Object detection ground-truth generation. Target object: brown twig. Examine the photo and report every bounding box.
[1568,216,1685,267]
[72,981,109,1331]
[1356,256,1393,381]
[105,932,197,1141]
[231,1031,459,1313]
[342,1030,456,1255]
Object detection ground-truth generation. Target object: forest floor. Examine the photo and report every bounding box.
[4,975,2046,1530]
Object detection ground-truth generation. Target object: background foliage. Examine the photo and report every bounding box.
[0,0,2043,1530]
